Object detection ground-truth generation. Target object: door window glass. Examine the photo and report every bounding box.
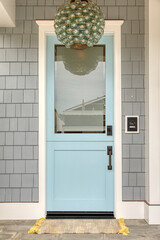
[55,45,106,133]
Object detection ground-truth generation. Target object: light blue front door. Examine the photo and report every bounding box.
[46,35,114,212]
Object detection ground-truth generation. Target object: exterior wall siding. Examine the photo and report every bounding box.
[0,0,144,202]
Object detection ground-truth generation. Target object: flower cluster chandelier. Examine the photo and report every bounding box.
[54,0,105,50]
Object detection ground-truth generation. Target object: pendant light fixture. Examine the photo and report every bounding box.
[54,0,105,50]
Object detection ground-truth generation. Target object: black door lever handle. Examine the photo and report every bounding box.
[107,146,112,170]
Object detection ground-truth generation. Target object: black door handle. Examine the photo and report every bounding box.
[107,146,112,170]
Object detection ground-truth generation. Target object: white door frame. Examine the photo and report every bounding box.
[0,20,144,219]
[37,20,143,219]
[38,20,127,219]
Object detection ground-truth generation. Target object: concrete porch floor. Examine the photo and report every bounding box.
[0,219,160,240]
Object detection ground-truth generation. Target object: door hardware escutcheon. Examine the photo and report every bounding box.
[107,126,112,136]
[107,146,112,170]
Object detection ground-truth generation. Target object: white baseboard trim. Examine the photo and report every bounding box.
[0,201,144,220]
[144,201,160,224]
[115,201,144,219]
[0,203,45,220]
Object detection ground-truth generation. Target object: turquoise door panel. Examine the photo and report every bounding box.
[46,35,114,142]
[47,142,114,211]
[46,35,114,212]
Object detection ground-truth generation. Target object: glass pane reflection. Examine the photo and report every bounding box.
[55,45,106,133]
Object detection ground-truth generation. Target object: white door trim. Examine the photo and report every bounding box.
[0,20,144,219]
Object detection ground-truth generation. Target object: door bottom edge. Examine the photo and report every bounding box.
[46,211,115,219]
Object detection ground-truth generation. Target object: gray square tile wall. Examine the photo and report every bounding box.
[0,0,144,202]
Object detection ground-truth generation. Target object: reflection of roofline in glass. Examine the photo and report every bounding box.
[64,95,106,112]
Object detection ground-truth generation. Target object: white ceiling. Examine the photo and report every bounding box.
[0,0,15,27]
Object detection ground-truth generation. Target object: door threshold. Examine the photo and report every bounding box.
[46,211,115,219]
